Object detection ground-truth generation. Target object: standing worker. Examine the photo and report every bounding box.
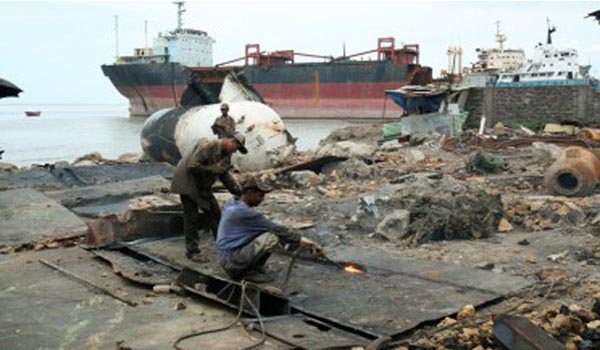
[171,132,248,262]
[216,177,323,282]
[212,103,236,138]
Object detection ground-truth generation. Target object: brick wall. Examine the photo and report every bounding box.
[464,85,600,129]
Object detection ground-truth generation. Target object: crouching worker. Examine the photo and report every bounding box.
[216,178,317,282]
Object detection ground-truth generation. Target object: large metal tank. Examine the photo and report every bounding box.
[141,101,295,172]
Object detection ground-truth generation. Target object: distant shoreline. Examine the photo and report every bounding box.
[0,103,127,106]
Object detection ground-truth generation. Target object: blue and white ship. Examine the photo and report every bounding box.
[496,19,593,87]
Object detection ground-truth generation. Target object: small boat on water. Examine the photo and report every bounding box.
[25,111,41,117]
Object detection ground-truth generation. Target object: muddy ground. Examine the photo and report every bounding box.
[1,123,600,350]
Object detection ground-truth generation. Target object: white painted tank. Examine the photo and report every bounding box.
[142,101,295,172]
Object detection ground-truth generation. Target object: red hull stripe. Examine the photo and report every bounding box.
[117,82,404,118]
[252,81,407,99]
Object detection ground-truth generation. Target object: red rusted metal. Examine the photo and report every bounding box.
[294,52,331,60]
[577,128,600,141]
[334,48,378,61]
[245,43,261,66]
[545,146,600,197]
[397,43,420,65]
[376,38,419,64]
[377,37,395,61]
[218,37,419,67]
[241,44,295,67]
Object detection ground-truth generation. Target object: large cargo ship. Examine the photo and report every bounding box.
[102,2,432,118]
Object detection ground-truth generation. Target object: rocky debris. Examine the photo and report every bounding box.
[152,284,171,293]
[457,304,476,320]
[53,160,70,168]
[536,269,569,282]
[406,297,600,350]
[402,148,427,163]
[573,243,600,265]
[72,152,146,167]
[532,142,564,162]
[353,172,503,243]
[174,301,187,310]
[534,302,600,346]
[503,194,600,231]
[316,140,376,159]
[543,123,579,135]
[0,162,19,172]
[375,209,410,239]
[288,170,322,188]
[497,218,514,232]
[378,139,404,152]
[72,152,109,166]
[118,153,143,163]
[46,176,172,215]
[321,158,372,179]
[466,151,508,174]
[0,236,82,254]
[437,317,458,328]
[318,124,381,146]
[128,193,181,211]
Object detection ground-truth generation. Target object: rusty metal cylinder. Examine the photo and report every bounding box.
[544,146,600,197]
[576,128,600,141]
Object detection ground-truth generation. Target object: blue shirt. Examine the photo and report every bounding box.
[216,198,291,260]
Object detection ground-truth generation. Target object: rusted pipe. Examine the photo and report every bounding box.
[545,146,600,197]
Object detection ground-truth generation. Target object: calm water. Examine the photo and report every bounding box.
[0,104,359,167]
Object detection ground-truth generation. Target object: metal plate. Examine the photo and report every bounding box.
[128,237,518,338]
[92,249,179,286]
[255,315,368,349]
[284,259,498,338]
[329,246,532,295]
[0,188,87,246]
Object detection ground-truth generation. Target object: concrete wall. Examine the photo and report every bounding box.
[464,84,600,129]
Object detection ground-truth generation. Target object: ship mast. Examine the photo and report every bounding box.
[114,15,119,60]
[173,1,185,32]
[546,17,556,44]
[495,20,506,52]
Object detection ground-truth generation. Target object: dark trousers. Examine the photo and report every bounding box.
[220,233,279,280]
[180,194,221,256]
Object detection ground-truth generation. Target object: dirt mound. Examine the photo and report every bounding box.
[355,172,504,243]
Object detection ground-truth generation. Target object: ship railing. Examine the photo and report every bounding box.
[117,54,170,65]
[491,79,596,88]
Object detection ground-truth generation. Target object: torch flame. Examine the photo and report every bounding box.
[343,264,364,274]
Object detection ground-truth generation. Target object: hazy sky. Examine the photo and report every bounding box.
[1,1,598,105]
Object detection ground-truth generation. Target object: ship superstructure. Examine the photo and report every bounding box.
[459,22,525,87]
[470,22,525,74]
[497,19,591,84]
[115,2,215,66]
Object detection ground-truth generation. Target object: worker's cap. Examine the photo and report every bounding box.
[231,132,248,154]
[220,103,229,111]
[242,177,273,193]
